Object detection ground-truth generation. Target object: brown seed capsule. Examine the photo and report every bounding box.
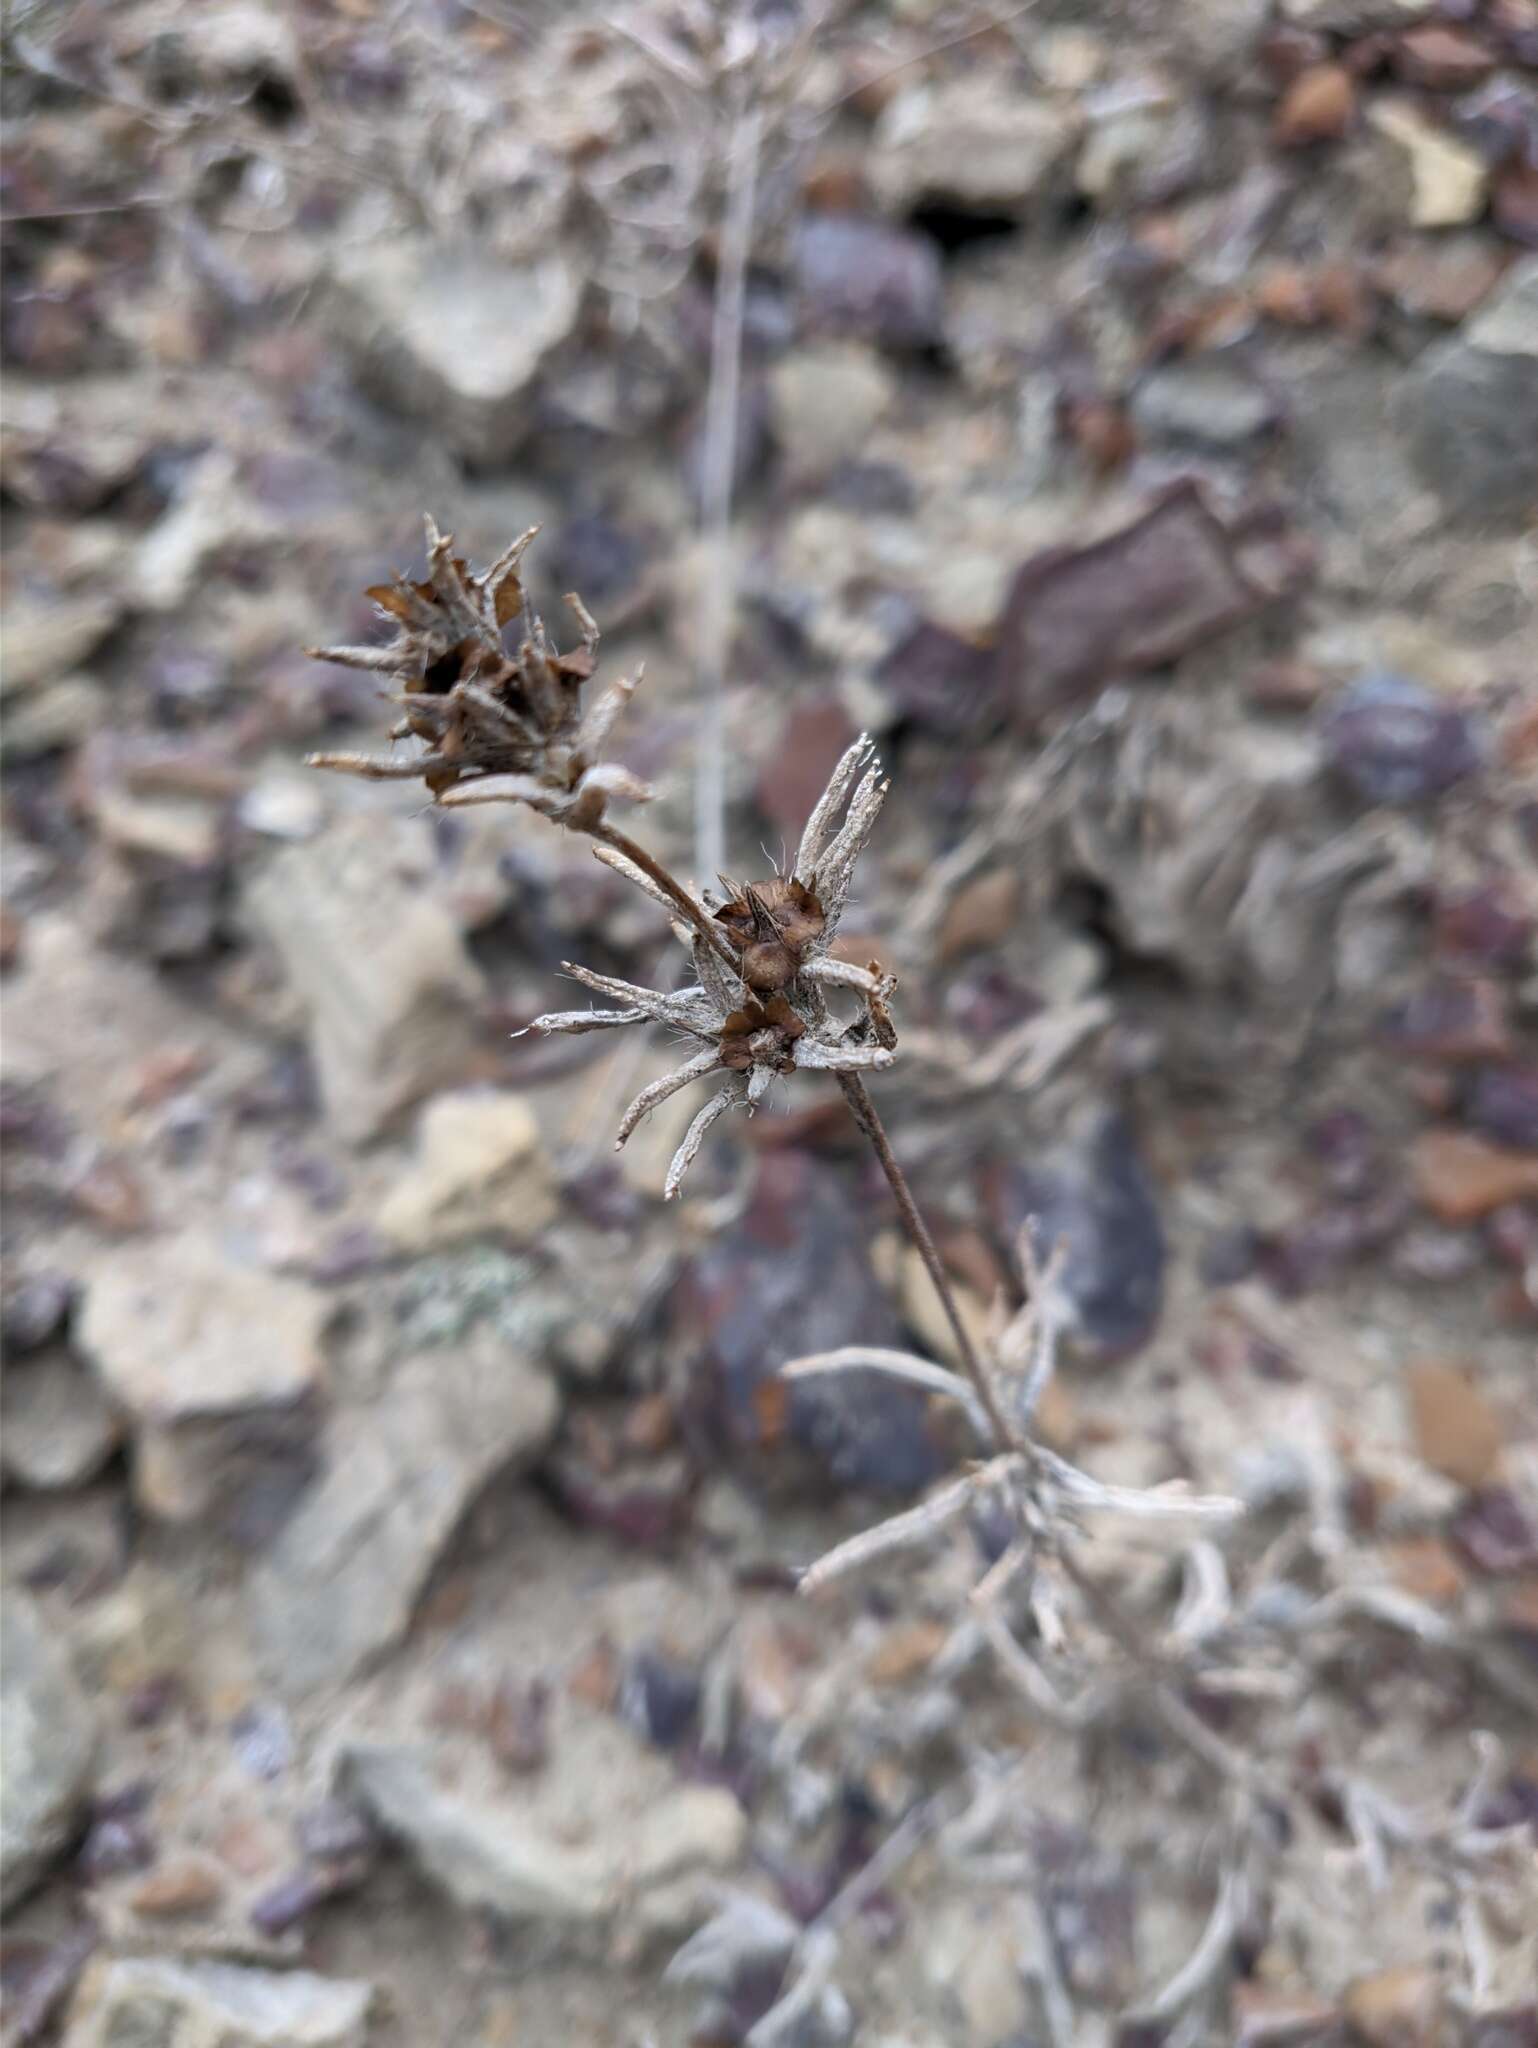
[715,877,828,992]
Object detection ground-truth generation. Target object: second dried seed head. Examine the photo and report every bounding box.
[526,736,898,1196]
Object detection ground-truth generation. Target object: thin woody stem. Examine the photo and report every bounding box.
[589,818,736,966]
[836,1073,1018,1451]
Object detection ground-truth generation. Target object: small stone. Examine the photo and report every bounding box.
[939,870,1020,962]
[129,1853,225,1919]
[1433,881,1532,972]
[375,1090,555,1251]
[790,213,943,351]
[250,1332,558,1690]
[756,700,858,845]
[0,1352,123,1491]
[1451,1486,1538,1576]
[1465,1064,1538,1153]
[248,1869,339,1940]
[1398,258,1538,523]
[76,1236,330,1523]
[1405,1360,1503,1487]
[1413,1128,1538,1221]
[1131,360,1280,448]
[1076,90,1210,209]
[1494,158,1538,248]
[328,241,581,460]
[296,1799,378,1868]
[1393,25,1496,90]
[922,1895,1029,2047]
[1,1589,98,1910]
[237,773,326,842]
[873,78,1079,210]
[71,1152,154,1235]
[1233,1983,1341,2045]
[243,815,487,1144]
[1380,977,1509,1062]
[620,1649,701,1752]
[1322,673,1484,806]
[67,1957,373,2048]
[94,788,223,870]
[1,674,108,756]
[1343,1964,1444,2048]
[673,1151,947,1494]
[1373,236,1506,323]
[767,343,895,478]
[0,593,118,696]
[873,617,1000,738]
[338,1727,745,1936]
[1273,63,1356,145]
[1,1270,75,1352]
[1370,99,1490,227]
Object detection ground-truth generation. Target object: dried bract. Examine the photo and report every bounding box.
[307,518,649,827]
[525,737,899,1196]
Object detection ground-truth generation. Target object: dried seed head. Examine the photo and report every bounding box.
[522,738,900,1197]
[306,517,649,824]
[718,995,806,1072]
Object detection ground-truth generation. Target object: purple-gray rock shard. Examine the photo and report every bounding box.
[994,482,1264,724]
[988,1111,1166,1365]
[1322,671,1485,806]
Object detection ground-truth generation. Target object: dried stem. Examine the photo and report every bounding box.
[694,94,762,886]
[590,817,734,965]
[836,1072,1017,1449]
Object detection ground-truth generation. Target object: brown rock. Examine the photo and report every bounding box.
[130,1853,225,1918]
[995,482,1265,723]
[938,869,1020,961]
[0,905,23,972]
[1373,238,1506,323]
[70,1155,152,1235]
[1233,1981,1340,2045]
[865,1618,948,1685]
[1412,1128,1538,1222]
[566,1639,620,1711]
[1406,1360,1503,1488]
[1273,65,1355,147]
[1393,26,1496,91]
[1248,659,1330,711]
[756,700,857,842]
[1384,1536,1466,1606]
[1342,1964,1443,2048]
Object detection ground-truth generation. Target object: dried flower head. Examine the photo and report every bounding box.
[306,517,649,827]
[710,732,890,999]
[526,736,898,1197]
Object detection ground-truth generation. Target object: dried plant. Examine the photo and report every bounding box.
[303,525,1534,2039]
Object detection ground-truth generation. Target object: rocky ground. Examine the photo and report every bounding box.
[2,2,1536,2044]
